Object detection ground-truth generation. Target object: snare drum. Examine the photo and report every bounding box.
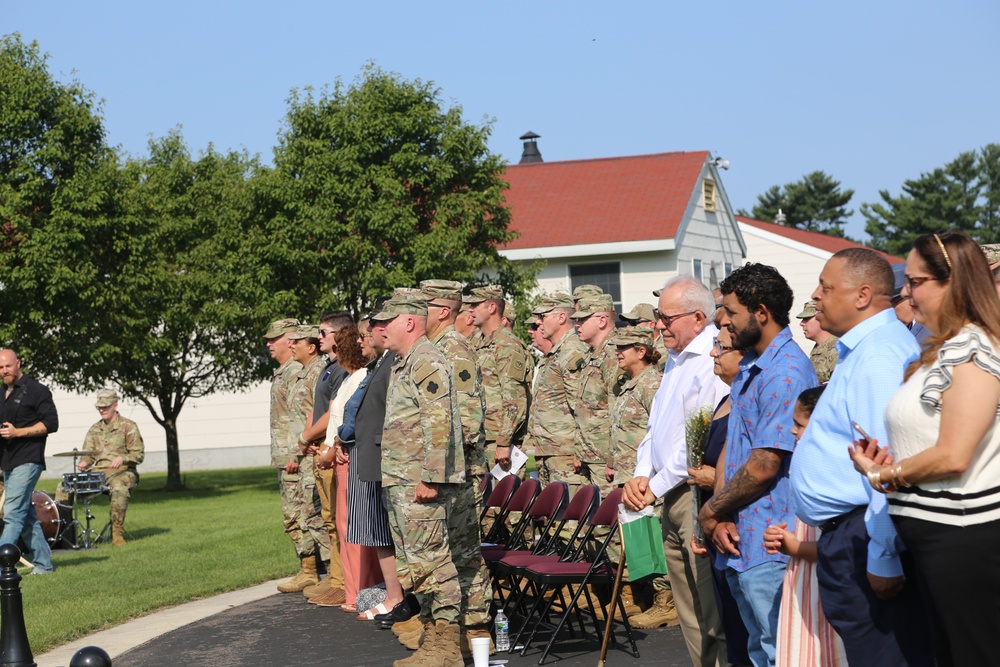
[62,471,108,495]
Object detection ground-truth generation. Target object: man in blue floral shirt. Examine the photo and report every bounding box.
[698,263,816,667]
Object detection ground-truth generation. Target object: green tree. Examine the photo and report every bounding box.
[262,64,536,319]
[739,171,855,237]
[862,146,998,256]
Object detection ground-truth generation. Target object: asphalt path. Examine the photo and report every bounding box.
[113,592,691,667]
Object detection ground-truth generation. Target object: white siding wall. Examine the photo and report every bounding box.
[739,222,830,351]
[42,383,270,478]
[522,249,679,313]
[676,200,744,290]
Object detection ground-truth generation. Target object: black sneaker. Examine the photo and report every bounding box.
[375,594,420,628]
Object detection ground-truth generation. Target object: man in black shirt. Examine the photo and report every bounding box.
[0,349,58,574]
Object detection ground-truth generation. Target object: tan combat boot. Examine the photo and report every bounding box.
[620,583,644,617]
[392,621,438,667]
[111,522,127,546]
[399,620,430,650]
[433,621,464,667]
[303,575,332,599]
[392,616,424,637]
[629,589,679,628]
[461,624,494,658]
[277,557,319,593]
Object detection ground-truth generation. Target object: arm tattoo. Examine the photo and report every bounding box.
[707,448,786,518]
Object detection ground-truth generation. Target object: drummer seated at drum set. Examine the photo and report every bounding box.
[55,389,145,546]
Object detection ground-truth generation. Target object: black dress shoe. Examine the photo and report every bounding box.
[375,593,420,628]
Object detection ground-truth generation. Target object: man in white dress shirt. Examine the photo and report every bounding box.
[623,276,729,667]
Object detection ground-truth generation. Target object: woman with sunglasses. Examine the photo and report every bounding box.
[689,325,751,666]
[850,230,1000,666]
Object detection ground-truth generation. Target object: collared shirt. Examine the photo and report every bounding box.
[634,325,729,499]
[790,309,919,578]
[0,374,59,472]
[724,327,816,573]
[312,357,349,423]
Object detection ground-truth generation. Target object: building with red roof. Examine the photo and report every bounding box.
[499,145,745,311]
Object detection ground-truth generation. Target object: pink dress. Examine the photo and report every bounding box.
[775,521,847,667]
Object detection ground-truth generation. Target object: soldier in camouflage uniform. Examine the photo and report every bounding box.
[72,388,145,546]
[529,294,589,492]
[796,300,839,383]
[466,286,532,471]
[265,318,309,591]
[608,329,662,485]
[279,323,333,593]
[420,280,494,653]
[570,294,625,499]
[606,328,663,614]
[376,293,466,667]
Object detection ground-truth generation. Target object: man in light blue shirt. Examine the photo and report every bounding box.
[790,248,933,667]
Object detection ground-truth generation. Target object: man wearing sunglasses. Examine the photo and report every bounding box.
[295,310,354,603]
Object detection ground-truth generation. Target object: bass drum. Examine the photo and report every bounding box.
[32,491,64,544]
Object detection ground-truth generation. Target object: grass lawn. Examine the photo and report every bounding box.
[24,467,293,653]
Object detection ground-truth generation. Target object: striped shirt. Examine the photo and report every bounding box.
[886,324,1000,525]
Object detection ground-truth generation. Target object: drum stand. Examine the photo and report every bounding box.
[66,494,106,550]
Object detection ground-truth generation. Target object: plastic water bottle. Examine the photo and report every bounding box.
[494,608,510,652]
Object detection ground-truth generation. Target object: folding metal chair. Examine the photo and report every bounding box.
[480,474,521,543]
[500,485,599,624]
[485,481,569,610]
[513,488,639,665]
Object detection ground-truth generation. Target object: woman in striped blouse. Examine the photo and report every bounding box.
[850,230,1000,667]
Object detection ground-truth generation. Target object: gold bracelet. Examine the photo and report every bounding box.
[866,468,886,493]
[895,462,910,488]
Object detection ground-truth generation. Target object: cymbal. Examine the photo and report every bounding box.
[52,450,100,458]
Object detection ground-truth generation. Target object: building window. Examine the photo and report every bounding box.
[709,262,719,289]
[692,258,703,282]
[703,180,716,212]
[570,263,622,313]
[724,262,733,278]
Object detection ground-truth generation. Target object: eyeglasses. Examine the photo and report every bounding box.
[713,339,737,356]
[905,276,939,290]
[653,309,697,327]
[318,329,335,338]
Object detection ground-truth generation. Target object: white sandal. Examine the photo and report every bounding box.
[359,601,390,621]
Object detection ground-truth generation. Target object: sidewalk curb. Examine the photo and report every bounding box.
[34,578,287,667]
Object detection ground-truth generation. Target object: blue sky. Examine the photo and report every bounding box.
[7,1,998,240]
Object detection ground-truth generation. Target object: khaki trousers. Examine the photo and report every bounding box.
[315,464,345,588]
[661,483,726,667]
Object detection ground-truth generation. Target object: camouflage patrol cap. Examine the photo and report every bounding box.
[621,303,656,323]
[95,388,119,408]
[420,279,464,303]
[526,314,539,326]
[287,324,320,340]
[263,317,300,339]
[981,244,1000,266]
[462,285,504,304]
[572,284,604,301]
[504,299,516,321]
[570,294,616,318]
[608,328,654,347]
[532,293,575,315]
[795,300,819,320]
[371,292,428,320]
